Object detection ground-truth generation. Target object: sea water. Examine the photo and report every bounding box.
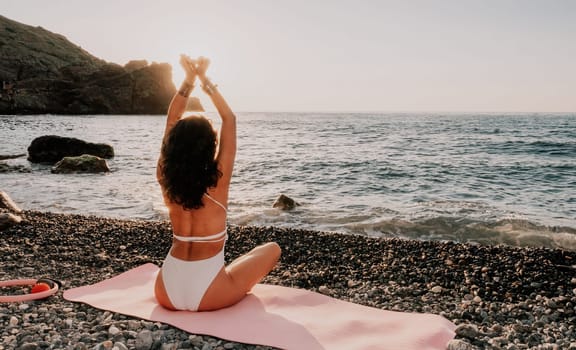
[1,113,575,250]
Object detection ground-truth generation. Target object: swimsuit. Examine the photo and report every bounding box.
[160,194,228,311]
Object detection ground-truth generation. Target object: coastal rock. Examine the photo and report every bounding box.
[0,191,22,213]
[124,60,149,73]
[0,162,31,173]
[51,154,110,174]
[0,153,30,173]
[0,15,175,115]
[28,135,114,164]
[273,194,300,210]
[0,212,23,230]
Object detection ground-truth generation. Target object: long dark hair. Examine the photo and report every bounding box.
[159,115,222,209]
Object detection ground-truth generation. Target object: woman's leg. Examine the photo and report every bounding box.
[226,242,282,290]
[198,242,281,311]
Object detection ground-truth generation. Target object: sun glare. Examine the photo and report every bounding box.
[161,46,230,111]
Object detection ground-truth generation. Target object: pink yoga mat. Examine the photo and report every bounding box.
[64,264,455,350]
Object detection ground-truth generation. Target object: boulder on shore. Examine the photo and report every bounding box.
[0,191,22,214]
[28,135,114,164]
[0,212,22,231]
[51,154,110,174]
[0,191,23,231]
[273,194,301,211]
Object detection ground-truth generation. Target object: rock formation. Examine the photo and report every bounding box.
[0,162,30,173]
[0,15,176,114]
[27,135,114,164]
[0,191,23,231]
[52,154,110,174]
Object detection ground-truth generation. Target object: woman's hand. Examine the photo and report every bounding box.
[180,54,197,84]
[195,56,210,80]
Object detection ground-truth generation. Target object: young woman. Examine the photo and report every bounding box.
[154,55,281,311]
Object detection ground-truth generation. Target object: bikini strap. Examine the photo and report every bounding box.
[173,229,228,243]
[204,193,227,212]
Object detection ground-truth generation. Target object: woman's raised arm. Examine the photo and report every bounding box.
[157,56,197,183]
[162,56,197,141]
[196,57,237,186]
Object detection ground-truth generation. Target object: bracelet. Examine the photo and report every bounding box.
[201,79,218,96]
[178,81,194,97]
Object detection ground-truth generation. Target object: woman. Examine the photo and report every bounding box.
[154,55,281,311]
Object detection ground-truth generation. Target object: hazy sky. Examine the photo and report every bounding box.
[3,0,575,112]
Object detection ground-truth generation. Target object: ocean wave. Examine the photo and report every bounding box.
[324,216,576,251]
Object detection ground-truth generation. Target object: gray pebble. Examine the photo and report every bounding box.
[455,324,479,339]
[318,285,331,295]
[135,330,154,350]
[109,325,121,336]
[447,339,478,350]
[113,342,129,350]
[431,286,443,293]
[19,343,38,350]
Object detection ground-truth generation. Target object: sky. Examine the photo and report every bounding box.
[2,0,575,112]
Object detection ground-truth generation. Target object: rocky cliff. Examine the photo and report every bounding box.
[0,15,176,115]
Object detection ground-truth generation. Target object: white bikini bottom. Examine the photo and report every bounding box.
[161,248,224,311]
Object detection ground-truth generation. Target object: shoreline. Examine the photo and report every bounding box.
[2,211,576,349]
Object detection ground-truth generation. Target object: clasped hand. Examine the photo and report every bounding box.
[180,54,209,85]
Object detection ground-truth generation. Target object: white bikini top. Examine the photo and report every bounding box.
[172,193,228,243]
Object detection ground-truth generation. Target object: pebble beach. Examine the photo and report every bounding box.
[1,211,576,350]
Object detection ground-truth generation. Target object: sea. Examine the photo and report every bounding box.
[1,112,575,251]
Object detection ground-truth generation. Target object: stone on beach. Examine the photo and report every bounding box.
[0,212,23,230]
[455,324,479,339]
[0,191,23,230]
[0,191,22,213]
[447,339,478,350]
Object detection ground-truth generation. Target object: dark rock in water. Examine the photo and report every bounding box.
[273,194,300,210]
[0,15,175,115]
[28,135,114,164]
[0,191,22,213]
[0,162,31,173]
[51,154,110,174]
